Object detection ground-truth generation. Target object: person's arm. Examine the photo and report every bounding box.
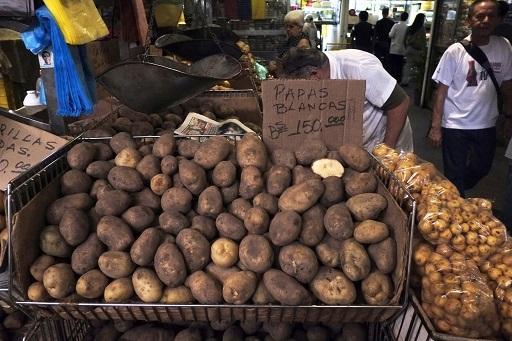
[383,89,410,148]
[428,83,449,148]
[389,24,396,38]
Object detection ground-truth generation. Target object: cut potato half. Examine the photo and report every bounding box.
[311,159,345,178]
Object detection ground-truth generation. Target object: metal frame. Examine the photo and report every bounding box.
[7,135,416,323]
[23,319,90,341]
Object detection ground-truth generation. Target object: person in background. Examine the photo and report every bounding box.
[401,13,427,86]
[281,10,310,56]
[303,14,318,49]
[494,0,512,42]
[350,11,374,53]
[429,0,512,197]
[374,8,395,70]
[388,12,409,83]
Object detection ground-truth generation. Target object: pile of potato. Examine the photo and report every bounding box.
[26,133,399,308]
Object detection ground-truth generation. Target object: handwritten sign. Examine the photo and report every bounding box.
[262,79,365,152]
[0,116,67,190]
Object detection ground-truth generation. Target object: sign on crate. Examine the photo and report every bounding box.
[262,79,365,151]
[0,116,66,190]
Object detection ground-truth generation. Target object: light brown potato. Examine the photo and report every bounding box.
[30,255,55,282]
[292,165,321,185]
[60,169,92,195]
[160,285,194,304]
[176,228,211,272]
[223,271,258,304]
[211,238,239,267]
[104,277,134,303]
[121,206,155,232]
[98,251,135,279]
[97,216,134,251]
[239,166,264,199]
[95,189,131,217]
[150,174,172,195]
[269,211,302,246]
[194,136,231,169]
[153,133,176,158]
[154,242,187,287]
[266,165,291,196]
[239,235,273,273]
[228,198,252,221]
[346,193,387,221]
[76,269,109,299]
[46,193,93,225]
[271,149,296,169]
[132,188,161,211]
[338,144,371,172]
[132,267,164,303]
[300,205,326,247]
[58,209,89,246]
[216,213,247,241]
[279,243,319,283]
[324,204,354,240]
[179,159,207,195]
[206,263,240,284]
[86,161,115,180]
[353,220,389,244]
[40,225,72,258]
[177,139,200,158]
[94,142,114,161]
[130,228,162,266]
[161,187,193,213]
[221,180,239,204]
[320,176,344,207]
[67,142,96,170]
[236,133,268,171]
[252,281,276,304]
[244,207,270,234]
[295,138,328,165]
[161,155,178,175]
[278,179,324,213]
[311,266,356,305]
[253,193,278,215]
[43,263,76,299]
[263,269,309,305]
[28,281,49,301]
[186,271,223,304]
[212,161,237,187]
[159,210,190,235]
[191,215,217,240]
[368,237,396,274]
[110,132,136,154]
[71,233,105,275]
[115,148,142,168]
[361,271,393,305]
[197,186,223,217]
[340,238,371,281]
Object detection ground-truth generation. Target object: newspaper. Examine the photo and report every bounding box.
[175,112,255,141]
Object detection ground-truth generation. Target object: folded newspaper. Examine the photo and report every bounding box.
[175,112,255,141]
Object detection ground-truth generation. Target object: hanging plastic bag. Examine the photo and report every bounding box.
[155,0,184,28]
[43,0,108,45]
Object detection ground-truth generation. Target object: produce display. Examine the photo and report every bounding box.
[25,133,402,308]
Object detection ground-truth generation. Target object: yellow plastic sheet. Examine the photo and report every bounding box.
[251,0,265,20]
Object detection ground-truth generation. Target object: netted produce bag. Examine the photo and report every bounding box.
[414,243,501,338]
[372,143,400,171]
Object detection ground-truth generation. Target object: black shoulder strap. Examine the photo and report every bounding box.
[459,40,503,113]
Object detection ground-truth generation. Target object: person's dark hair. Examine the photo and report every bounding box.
[407,13,426,36]
[359,11,369,21]
[279,47,328,78]
[382,7,389,17]
[469,0,498,17]
[498,0,509,17]
[400,12,409,21]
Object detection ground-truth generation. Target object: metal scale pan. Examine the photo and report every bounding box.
[96,54,241,114]
[156,36,243,62]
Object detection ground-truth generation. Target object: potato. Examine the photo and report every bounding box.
[121,206,155,232]
[40,225,72,257]
[76,269,109,299]
[324,204,354,240]
[311,159,344,178]
[94,142,114,161]
[132,188,161,211]
[194,136,231,169]
[67,142,96,170]
[160,285,194,304]
[71,233,105,275]
[271,149,296,169]
[223,271,257,304]
[99,251,135,278]
[175,328,201,341]
[240,320,262,335]
[104,277,134,302]
[269,211,302,246]
[131,121,154,136]
[239,235,273,273]
[176,228,210,272]
[211,238,238,267]
[122,325,174,341]
[353,220,389,244]
[179,159,207,195]
[368,237,396,274]
[186,271,223,304]
[361,271,393,305]
[113,117,132,132]
[278,179,324,213]
[239,166,264,199]
[159,210,190,235]
[161,155,178,175]
[115,148,142,168]
[244,207,269,234]
[153,133,176,157]
[236,133,267,171]
[95,189,131,216]
[279,243,319,283]
[191,216,216,240]
[345,172,377,197]
[176,139,199,158]
[154,242,187,287]
[228,198,252,220]
[30,255,55,281]
[295,138,327,165]
[266,165,291,196]
[216,213,247,241]
[136,154,161,180]
[130,228,162,266]
[310,266,356,304]
[221,180,239,204]
[3,311,25,329]
[108,166,145,192]
[263,269,309,305]
[300,205,325,247]
[339,323,366,341]
[28,281,49,301]
[110,132,136,154]
[252,281,276,304]
[132,267,164,303]
[346,193,387,221]
[338,144,371,172]
[315,236,342,268]
[339,239,371,281]
[60,169,92,195]
[197,186,223,217]
[86,161,115,180]
[161,187,192,213]
[206,263,240,284]
[97,216,134,251]
[150,174,172,195]
[320,177,344,207]
[43,263,76,299]
[58,209,89,246]
[46,193,93,225]
[263,322,293,341]
[292,165,321,185]
[212,161,237,187]
[252,193,278,215]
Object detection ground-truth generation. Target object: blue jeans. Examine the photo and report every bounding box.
[504,162,512,231]
[442,127,496,197]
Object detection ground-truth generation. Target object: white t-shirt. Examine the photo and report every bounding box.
[325,49,413,152]
[389,21,408,55]
[432,35,512,129]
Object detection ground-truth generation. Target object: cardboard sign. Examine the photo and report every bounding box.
[262,79,365,151]
[0,116,67,190]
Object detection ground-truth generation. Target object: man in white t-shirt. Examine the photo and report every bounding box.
[278,47,413,152]
[430,0,512,196]
[388,12,409,83]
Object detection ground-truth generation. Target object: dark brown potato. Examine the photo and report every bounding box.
[86,161,115,180]
[346,193,388,221]
[228,198,252,221]
[95,190,131,216]
[300,205,325,247]
[253,193,278,215]
[121,206,155,232]
[240,320,262,335]
[186,271,223,304]
[46,193,93,225]
[353,220,389,244]
[94,143,114,161]
[266,165,291,196]
[110,132,136,154]
[138,144,153,156]
[194,136,231,169]
[30,255,55,282]
[316,236,343,268]
[295,138,328,165]
[239,166,264,200]
[136,154,161,181]
[206,263,240,284]
[197,186,223,218]
[252,281,276,304]
[154,242,187,287]
[269,211,302,246]
[177,139,200,158]
[263,322,294,341]
[132,188,161,211]
[340,238,371,281]
[98,251,135,278]
[320,176,344,207]
[131,121,154,135]
[337,144,371,172]
[108,166,144,192]
[159,210,190,235]
[222,271,258,304]
[161,155,178,175]
[71,233,105,275]
[112,117,132,132]
[212,161,237,188]
[368,237,396,274]
[345,172,378,197]
[90,179,112,200]
[191,215,217,240]
[179,159,207,195]
[97,216,134,251]
[236,133,268,171]
[279,243,319,284]
[244,207,269,235]
[221,180,239,204]
[176,228,211,272]
[263,269,309,305]
[175,327,202,341]
[292,165,321,185]
[326,150,343,163]
[161,187,193,213]
[339,323,367,341]
[239,235,273,273]
[271,149,296,169]
[324,204,354,240]
[60,169,92,195]
[59,209,90,246]
[130,228,162,266]
[216,213,247,241]
[67,142,96,170]
[306,326,330,341]
[153,133,176,158]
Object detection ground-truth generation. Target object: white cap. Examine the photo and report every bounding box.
[284,10,305,26]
